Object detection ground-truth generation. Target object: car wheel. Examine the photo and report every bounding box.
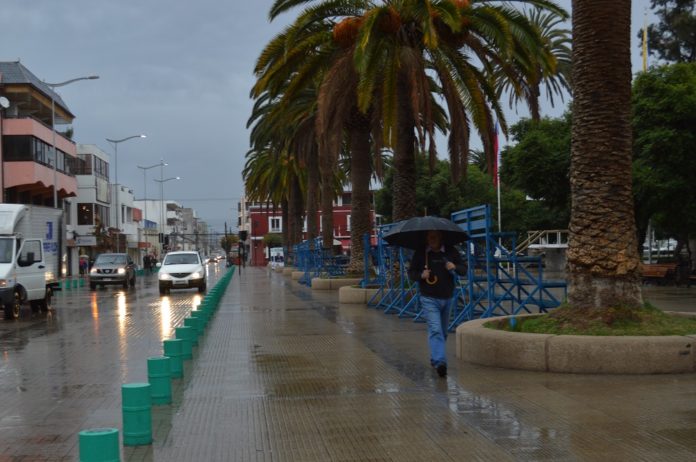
[159,285,168,295]
[90,282,97,290]
[130,275,136,287]
[122,278,129,289]
[198,284,207,293]
[4,291,21,320]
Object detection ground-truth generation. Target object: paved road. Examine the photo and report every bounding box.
[1,266,696,461]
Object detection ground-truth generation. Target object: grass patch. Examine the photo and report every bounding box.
[485,304,696,336]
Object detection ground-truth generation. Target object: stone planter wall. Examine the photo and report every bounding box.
[338,286,380,304]
[456,314,696,374]
[311,278,362,290]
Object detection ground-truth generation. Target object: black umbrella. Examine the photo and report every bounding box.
[382,216,468,250]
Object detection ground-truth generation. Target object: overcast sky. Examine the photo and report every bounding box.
[0,0,653,232]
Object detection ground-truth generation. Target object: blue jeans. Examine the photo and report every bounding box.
[420,295,451,367]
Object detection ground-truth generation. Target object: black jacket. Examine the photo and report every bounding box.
[408,245,466,299]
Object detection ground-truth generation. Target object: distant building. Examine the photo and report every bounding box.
[238,190,379,266]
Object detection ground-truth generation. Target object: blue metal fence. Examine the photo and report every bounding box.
[360,205,567,331]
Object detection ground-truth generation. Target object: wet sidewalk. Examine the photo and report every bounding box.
[135,268,696,461]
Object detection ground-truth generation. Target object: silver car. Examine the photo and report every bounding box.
[89,253,136,290]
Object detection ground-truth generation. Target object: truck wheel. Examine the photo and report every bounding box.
[39,288,52,312]
[4,291,21,320]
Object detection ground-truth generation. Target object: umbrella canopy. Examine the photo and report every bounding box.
[382,216,468,250]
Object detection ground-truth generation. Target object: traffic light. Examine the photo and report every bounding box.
[158,232,164,243]
[164,235,170,246]
[239,230,248,241]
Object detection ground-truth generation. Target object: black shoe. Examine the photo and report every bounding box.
[436,364,447,377]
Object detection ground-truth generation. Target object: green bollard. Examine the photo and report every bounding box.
[174,326,194,360]
[121,383,152,446]
[72,278,79,288]
[183,317,199,346]
[163,339,183,378]
[191,309,206,329]
[147,356,172,405]
[79,428,120,462]
[80,277,85,287]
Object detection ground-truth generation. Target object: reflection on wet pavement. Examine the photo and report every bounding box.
[1,265,695,461]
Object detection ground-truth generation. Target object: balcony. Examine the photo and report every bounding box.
[2,118,78,199]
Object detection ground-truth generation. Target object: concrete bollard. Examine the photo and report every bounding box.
[147,356,172,405]
[162,339,183,378]
[183,317,199,346]
[174,326,194,360]
[79,428,120,462]
[121,383,152,446]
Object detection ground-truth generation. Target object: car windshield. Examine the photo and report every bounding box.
[0,238,13,264]
[95,254,127,265]
[163,254,199,265]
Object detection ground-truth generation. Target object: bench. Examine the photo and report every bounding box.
[641,263,678,285]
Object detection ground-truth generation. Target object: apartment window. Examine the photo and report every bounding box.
[95,204,110,227]
[342,194,352,206]
[78,203,94,225]
[269,217,282,233]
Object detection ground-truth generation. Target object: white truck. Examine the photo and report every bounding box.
[0,204,62,319]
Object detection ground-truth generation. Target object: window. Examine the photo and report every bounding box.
[95,204,110,227]
[346,215,351,232]
[269,217,282,233]
[19,240,41,265]
[342,194,352,206]
[78,203,94,225]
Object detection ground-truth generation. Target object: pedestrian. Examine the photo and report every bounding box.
[79,255,89,275]
[143,254,151,274]
[408,230,466,378]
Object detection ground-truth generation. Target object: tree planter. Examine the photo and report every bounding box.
[311,278,362,290]
[456,313,696,374]
[338,286,380,304]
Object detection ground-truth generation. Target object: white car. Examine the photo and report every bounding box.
[157,251,207,295]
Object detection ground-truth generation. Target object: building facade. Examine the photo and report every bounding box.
[238,192,378,266]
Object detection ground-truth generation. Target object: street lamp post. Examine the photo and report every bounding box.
[45,75,99,208]
[137,159,166,237]
[106,134,146,252]
[154,176,181,253]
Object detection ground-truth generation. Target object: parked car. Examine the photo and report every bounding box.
[157,251,207,295]
[89,253,136,290]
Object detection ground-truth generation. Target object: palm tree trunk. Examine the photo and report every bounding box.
[392,76,417,222]
[320,154,335,254]
[347,115,372,275]
[306,148,319,244]
[281,199,289,264]
[291,175,304,247]
[567,0,642,309]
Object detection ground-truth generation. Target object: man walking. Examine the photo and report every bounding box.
[408,230,466,377]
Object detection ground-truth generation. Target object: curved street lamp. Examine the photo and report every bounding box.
[106,134,146,251]
[45,75,99,208]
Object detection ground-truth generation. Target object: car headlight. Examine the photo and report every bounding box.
[90,268,97,274]
[191,271,202,279]
[0,278,15,288]
[159,273,171,280]
[117,268,126,274]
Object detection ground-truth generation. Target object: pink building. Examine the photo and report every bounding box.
[0,61,78,207]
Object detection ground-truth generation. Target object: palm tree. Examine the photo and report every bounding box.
[566,0,642,309]
[271,0,566,222]
[495,7,572,122]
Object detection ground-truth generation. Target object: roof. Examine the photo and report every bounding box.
[0,60,73,116]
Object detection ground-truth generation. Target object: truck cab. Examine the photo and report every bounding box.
[0,205,60,319]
